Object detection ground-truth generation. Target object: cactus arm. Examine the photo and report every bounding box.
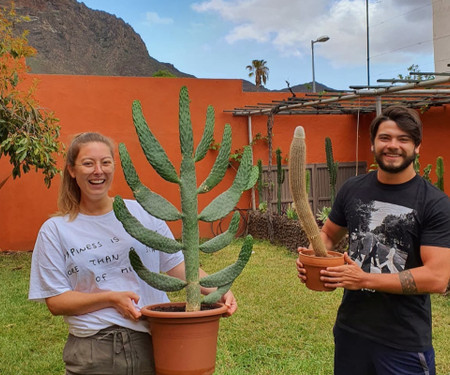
[202,283,232,304]
[113,196,183,253]
[198,146,252,222]
[129,249,187,292]
[288,127,328,257]
[132,100,180,184]
[194,105,215,162]
[244,165,259,191]
[179,86,194,158]
[199,235,253,288]
[119,143,181,221]
[199,211,241,253]
[197,124,232,194]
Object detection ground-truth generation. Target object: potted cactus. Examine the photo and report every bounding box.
[288,126,344,291]
[113,86,257,374]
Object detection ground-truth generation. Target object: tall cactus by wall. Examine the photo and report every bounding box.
[325,137,338,206]
[113,86,258,312]
[435,156,444,191]
[276,148,285,215]
[289,126,328,257]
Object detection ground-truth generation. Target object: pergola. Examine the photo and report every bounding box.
[227,75,450,117]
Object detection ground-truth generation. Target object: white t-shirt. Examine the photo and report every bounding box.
[29,199,184,337]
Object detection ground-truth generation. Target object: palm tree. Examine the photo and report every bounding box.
[246,59,269,91]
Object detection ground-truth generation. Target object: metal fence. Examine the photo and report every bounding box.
[260,161,367,214]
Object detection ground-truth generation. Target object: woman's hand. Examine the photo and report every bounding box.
[220,290,237,317]
[109,291,142,321]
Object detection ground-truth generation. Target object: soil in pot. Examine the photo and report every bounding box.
[298,249,345,291]
[141,302,227,375]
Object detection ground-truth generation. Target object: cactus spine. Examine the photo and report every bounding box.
[288,126,328,257]
[114,86,256,312]
[325,137,338,206]
[276,148,285,215]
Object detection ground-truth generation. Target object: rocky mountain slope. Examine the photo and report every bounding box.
[1,0,193,77]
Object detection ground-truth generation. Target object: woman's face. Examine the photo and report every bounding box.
[68,142,115,203]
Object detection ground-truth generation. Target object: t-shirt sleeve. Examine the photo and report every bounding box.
[28,220,73,302]
[421,194,450,248]
[328,180,349,228]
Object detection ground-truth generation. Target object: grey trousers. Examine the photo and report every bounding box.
[63,325,155,375]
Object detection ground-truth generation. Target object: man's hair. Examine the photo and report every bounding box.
[370,106,422,146]
[54,132,115,221]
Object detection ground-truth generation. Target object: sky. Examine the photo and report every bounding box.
[80,0,435,91]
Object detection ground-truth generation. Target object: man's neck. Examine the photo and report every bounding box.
[376,166,417,185]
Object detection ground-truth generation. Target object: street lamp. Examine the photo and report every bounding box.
[311,35,330,92]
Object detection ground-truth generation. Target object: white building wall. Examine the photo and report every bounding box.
[433,0,450,72]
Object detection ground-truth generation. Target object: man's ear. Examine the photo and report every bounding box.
[415,143,421,154]
[370,145,374,152]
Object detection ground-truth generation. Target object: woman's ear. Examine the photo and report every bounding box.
[67,165,76,178]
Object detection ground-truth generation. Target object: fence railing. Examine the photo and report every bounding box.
[260,161,367,214]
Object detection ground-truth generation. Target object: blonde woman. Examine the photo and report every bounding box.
[29,132,236,375]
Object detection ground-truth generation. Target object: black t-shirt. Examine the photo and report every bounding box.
[329,171,450,351]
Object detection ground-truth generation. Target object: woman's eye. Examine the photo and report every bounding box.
[83,162,94,167]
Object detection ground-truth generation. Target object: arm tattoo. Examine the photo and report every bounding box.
[399,270,418,294]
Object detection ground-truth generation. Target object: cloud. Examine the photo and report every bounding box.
[192,0,432,67]
[144,11,173,26]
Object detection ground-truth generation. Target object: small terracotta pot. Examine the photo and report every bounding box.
[298,249,345,291]
[141,302,227,375]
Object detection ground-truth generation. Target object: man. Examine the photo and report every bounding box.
[297,106,450,375]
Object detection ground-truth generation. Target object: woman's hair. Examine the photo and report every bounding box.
[370,105,422,146]
[54,132,115,221]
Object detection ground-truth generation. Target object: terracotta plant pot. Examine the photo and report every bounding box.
[141,302,227,375]
[298,249,345,291]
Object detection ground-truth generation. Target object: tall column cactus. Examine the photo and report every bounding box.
[113,86,258,312]
[435,156,444,191]
[288,126,328,257]
[276,148,285,215]
[325,137,338,206]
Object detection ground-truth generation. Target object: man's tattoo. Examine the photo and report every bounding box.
[399,270,418,294]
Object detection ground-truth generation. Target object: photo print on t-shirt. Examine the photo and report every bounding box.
[348,200,414,274]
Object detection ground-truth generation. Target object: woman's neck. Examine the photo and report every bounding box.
[79,196,113,216]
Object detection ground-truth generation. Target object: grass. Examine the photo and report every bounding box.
[1,240,449,375]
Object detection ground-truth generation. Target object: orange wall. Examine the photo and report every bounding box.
[1,75,449,251]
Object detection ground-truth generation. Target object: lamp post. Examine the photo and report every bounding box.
[311,35,330,92]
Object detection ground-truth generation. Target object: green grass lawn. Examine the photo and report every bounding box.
[1,240,449,375]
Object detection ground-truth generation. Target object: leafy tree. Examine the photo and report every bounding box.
[246,59,269,91]
[152,69,176,78]
[397,64,435,81]
[0,3,63,188]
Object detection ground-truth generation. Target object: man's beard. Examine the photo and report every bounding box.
[375,151,416,173]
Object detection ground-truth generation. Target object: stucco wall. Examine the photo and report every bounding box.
[1,75,449,251]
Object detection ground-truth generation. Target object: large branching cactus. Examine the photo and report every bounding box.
[288,126,328,257]
[113,86,258,312]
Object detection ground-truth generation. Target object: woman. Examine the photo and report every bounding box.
[29,132,237,375]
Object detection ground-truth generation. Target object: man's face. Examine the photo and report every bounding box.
[373,120,420,174]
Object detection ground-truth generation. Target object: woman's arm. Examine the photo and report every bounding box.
[45,290,142,320]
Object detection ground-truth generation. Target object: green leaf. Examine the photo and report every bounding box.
[194,105,215,162]
[113,196,183,253]
[199,235,253,288]
[197,124,232,194]
[199,211,241,253]
[129,249,187,292]
[132,100,180,184]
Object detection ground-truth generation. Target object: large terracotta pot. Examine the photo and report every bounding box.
[141,302,227,375]
[298,249,345,291]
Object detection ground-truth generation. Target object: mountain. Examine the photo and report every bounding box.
[1,0,193,77]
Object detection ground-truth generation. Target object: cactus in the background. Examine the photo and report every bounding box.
[114,86,258,312]
[435,156,444,191]
[257,159,264,204]
[289,126,328,257]
[325,137,338,206]
[276,148,285,215]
